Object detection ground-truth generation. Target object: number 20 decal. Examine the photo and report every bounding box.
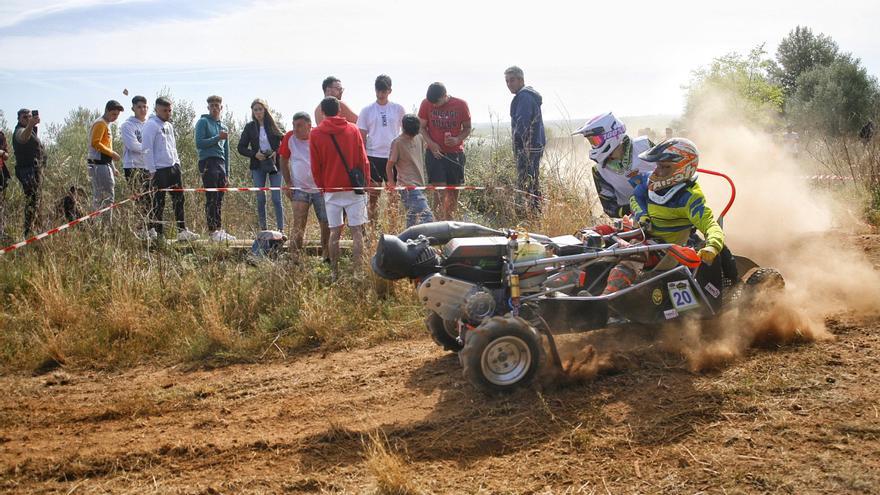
[673,290,693,306]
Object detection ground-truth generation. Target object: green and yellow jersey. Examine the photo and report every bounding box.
[631,178,724,256]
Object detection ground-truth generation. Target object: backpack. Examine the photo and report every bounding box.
[251,230,287,257]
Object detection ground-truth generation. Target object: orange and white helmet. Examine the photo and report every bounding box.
[639,138,699,191]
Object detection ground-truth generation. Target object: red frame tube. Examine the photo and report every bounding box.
[697,168,736,220]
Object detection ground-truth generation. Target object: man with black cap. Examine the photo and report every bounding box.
[88,100,123,214]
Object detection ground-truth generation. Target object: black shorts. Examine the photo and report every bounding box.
[368,156,389,184]
[425,151,465,186]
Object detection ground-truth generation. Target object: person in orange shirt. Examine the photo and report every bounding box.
[88,100,123,213]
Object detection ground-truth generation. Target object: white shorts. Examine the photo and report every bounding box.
[323,191,368,228]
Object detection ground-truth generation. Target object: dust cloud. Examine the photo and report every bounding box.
[553,92,880,381]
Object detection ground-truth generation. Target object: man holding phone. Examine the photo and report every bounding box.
[12,108,46,238]
[418,82,472,221]
[195,95,234,242]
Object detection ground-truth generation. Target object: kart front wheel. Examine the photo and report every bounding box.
[426,312,462,352]
[460,316,545,394]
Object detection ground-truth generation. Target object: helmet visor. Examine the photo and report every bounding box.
[585,134,606,148]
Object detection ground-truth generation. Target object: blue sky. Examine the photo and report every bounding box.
[1,0,879,128]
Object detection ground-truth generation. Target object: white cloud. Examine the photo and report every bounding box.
[3,0,878,72]
[0,0,146,28]
[1,0,879,123]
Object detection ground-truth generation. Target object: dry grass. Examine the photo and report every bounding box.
[0,125,591,374]
[0,221,427,372]
[363,431,420,495]
[22,113,871,376]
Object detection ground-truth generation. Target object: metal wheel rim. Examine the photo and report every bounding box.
[480,335,532,386]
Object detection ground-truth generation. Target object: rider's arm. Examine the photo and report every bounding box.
[687,192,724,254]
[591,167,620,217]
[630,185,648,221]
[628,174,650,221]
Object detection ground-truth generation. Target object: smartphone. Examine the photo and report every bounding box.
[32,110,39,117]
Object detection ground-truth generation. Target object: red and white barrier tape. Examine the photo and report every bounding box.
[154,185,511,193]
[0,195,138,255]
[0,186,551,255]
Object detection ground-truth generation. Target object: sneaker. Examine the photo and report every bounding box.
[210,229,236,242]
[136,228,158,241]
[176,228,200,241]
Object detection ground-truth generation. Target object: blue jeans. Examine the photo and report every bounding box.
[251,169,284,230]
[400,190,434,227]
[291,189,328,223]
[516,148,543,214]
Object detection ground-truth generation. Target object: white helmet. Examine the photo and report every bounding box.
[573,112,627,166]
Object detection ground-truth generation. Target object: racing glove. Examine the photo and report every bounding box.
[698,246,718,265]
[592,224,615,236]
[636,214,652,233]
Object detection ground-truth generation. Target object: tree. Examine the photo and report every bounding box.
[788,55,880,137]
[772,26,840,96]
[683,44,784,128]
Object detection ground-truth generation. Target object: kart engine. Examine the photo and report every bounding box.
[418,274,497,324]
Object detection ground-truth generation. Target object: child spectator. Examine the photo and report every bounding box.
[386,114,434,227]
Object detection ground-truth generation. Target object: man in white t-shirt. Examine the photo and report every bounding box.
[279,111,329,262]
[358,74,406,225]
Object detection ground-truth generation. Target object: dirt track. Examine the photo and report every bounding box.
[2,236,880,494]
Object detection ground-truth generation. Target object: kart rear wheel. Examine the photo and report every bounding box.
[731,267,785,307]
[426,312,462,352]
[745,267,785,291]
[460,316,545,394]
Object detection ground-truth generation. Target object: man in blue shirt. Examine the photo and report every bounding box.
[505,66,546,215]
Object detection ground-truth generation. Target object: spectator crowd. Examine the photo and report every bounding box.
[1,68,548,277]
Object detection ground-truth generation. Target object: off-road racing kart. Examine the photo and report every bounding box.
[371,173,784,393]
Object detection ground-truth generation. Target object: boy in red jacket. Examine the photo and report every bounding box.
[310,97,370,279]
